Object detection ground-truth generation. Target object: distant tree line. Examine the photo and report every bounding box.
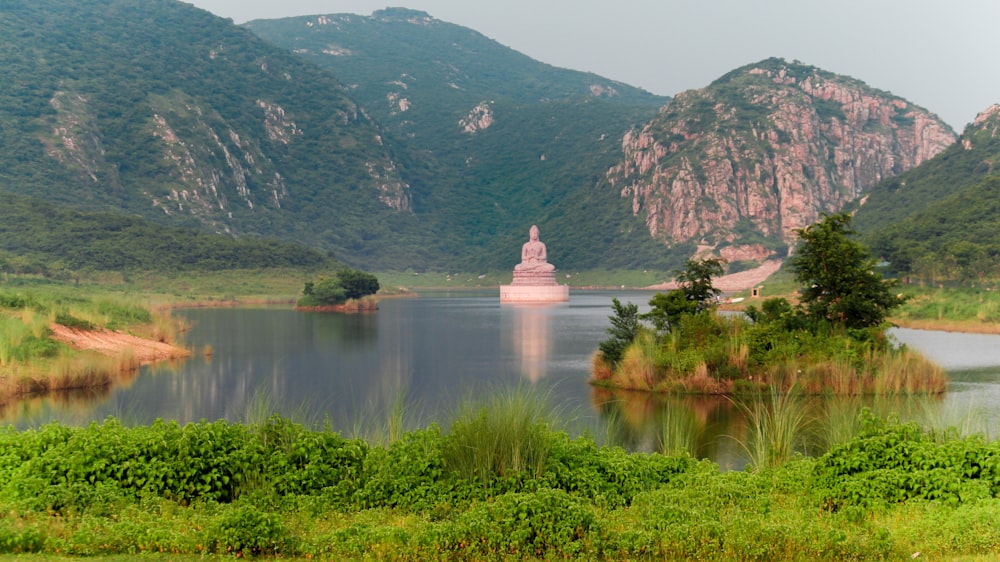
[0,193,334,275]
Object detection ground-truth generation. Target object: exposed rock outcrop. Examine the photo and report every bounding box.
[607,58,956,263]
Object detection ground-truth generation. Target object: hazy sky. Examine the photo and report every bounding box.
[185,0,999,131]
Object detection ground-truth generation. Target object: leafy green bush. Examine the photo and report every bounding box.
[257,415,367,504]
[441,488,596,557]
[357,425,458,513]
[54,311,95,330]
[210,505,294,557]
[813,412,1000,510]
[0,521,45,554]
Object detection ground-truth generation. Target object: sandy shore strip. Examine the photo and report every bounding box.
[49,324,191,365]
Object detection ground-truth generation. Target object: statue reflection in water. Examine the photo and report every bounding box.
[508,304,551,383]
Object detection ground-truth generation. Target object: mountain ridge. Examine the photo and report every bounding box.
[0,2,969,277]
[604,57,955,268]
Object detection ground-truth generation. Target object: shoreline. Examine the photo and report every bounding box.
[49,324,192,365]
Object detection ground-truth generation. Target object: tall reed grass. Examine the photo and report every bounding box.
[443,386,560,483]
[657,404,700,457]
[348,392,414,448]
[732,386,812,470]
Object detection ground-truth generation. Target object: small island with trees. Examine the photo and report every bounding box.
[296,268,381,313]
[591,213,945,395]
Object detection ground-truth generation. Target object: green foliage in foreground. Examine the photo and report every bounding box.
[0,411,998,559]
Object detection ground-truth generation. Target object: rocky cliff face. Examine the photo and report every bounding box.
[606,58,956,264]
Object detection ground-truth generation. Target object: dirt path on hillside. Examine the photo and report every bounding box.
[50,325,191,364]
[644,259,784,293]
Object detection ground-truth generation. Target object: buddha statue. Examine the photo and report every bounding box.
[514,225,555,272]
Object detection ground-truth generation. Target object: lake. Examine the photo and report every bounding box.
[8,291,1000,467]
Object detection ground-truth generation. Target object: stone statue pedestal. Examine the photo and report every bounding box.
[500,225,569,303]
[500,283,569,303]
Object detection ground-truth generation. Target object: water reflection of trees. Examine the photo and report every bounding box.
[311,311,378,346]
[593,387,948,467]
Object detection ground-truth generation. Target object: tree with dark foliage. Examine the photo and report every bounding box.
[791,213,905,330]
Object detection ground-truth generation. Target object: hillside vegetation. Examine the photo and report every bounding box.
[854,106,1000,284]
[248,8,677,272]
[0,192,333,276]
[0,1,978,278]
[604,58,955,271]
[0,0,429,269]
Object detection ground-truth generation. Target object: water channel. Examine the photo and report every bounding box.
[7,291,1000,468]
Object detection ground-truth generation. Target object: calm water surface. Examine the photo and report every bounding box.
[8,291,1000,465]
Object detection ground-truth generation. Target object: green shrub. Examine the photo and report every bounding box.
[255,415,367,503]
[210,505,294,557]
[0,521,45,554]
[441,488,596,557]
[54,311,95,330]
[357,425,459,513]
[813,412,1000,510]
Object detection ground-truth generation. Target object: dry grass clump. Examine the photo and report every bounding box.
[341,295,379,313]
[590,352,613,382]
[611,333,658,390]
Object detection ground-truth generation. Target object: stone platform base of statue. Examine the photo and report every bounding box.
[500,283,569,303]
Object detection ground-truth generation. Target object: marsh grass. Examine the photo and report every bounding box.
[348,392,416,448]
[915,397,991,441]
[869,347,947,394]
[0,287,187,406]
[657,403,700,456]
[443,386,561,482]
[732,386,813,469]
[590,351,613,382]
[816,398,869,451]
[594,301,948,396]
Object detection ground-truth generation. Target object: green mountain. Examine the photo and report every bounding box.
[246,8,674,271]
[854,105,1000,283]
[0,3,967,277]
[0,1,675,274]
[0,0,426,269]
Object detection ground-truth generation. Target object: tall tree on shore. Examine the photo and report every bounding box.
[791,213,905,330]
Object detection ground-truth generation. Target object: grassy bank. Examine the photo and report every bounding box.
[892,286,1000,333]
[0,284,187,404]
[0,390,997,560]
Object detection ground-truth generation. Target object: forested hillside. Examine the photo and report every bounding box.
[0,193,333,276]
[247,8,676,271]
[0,0,428,269]
[0,2,970,276]
[854,105,1000,284]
